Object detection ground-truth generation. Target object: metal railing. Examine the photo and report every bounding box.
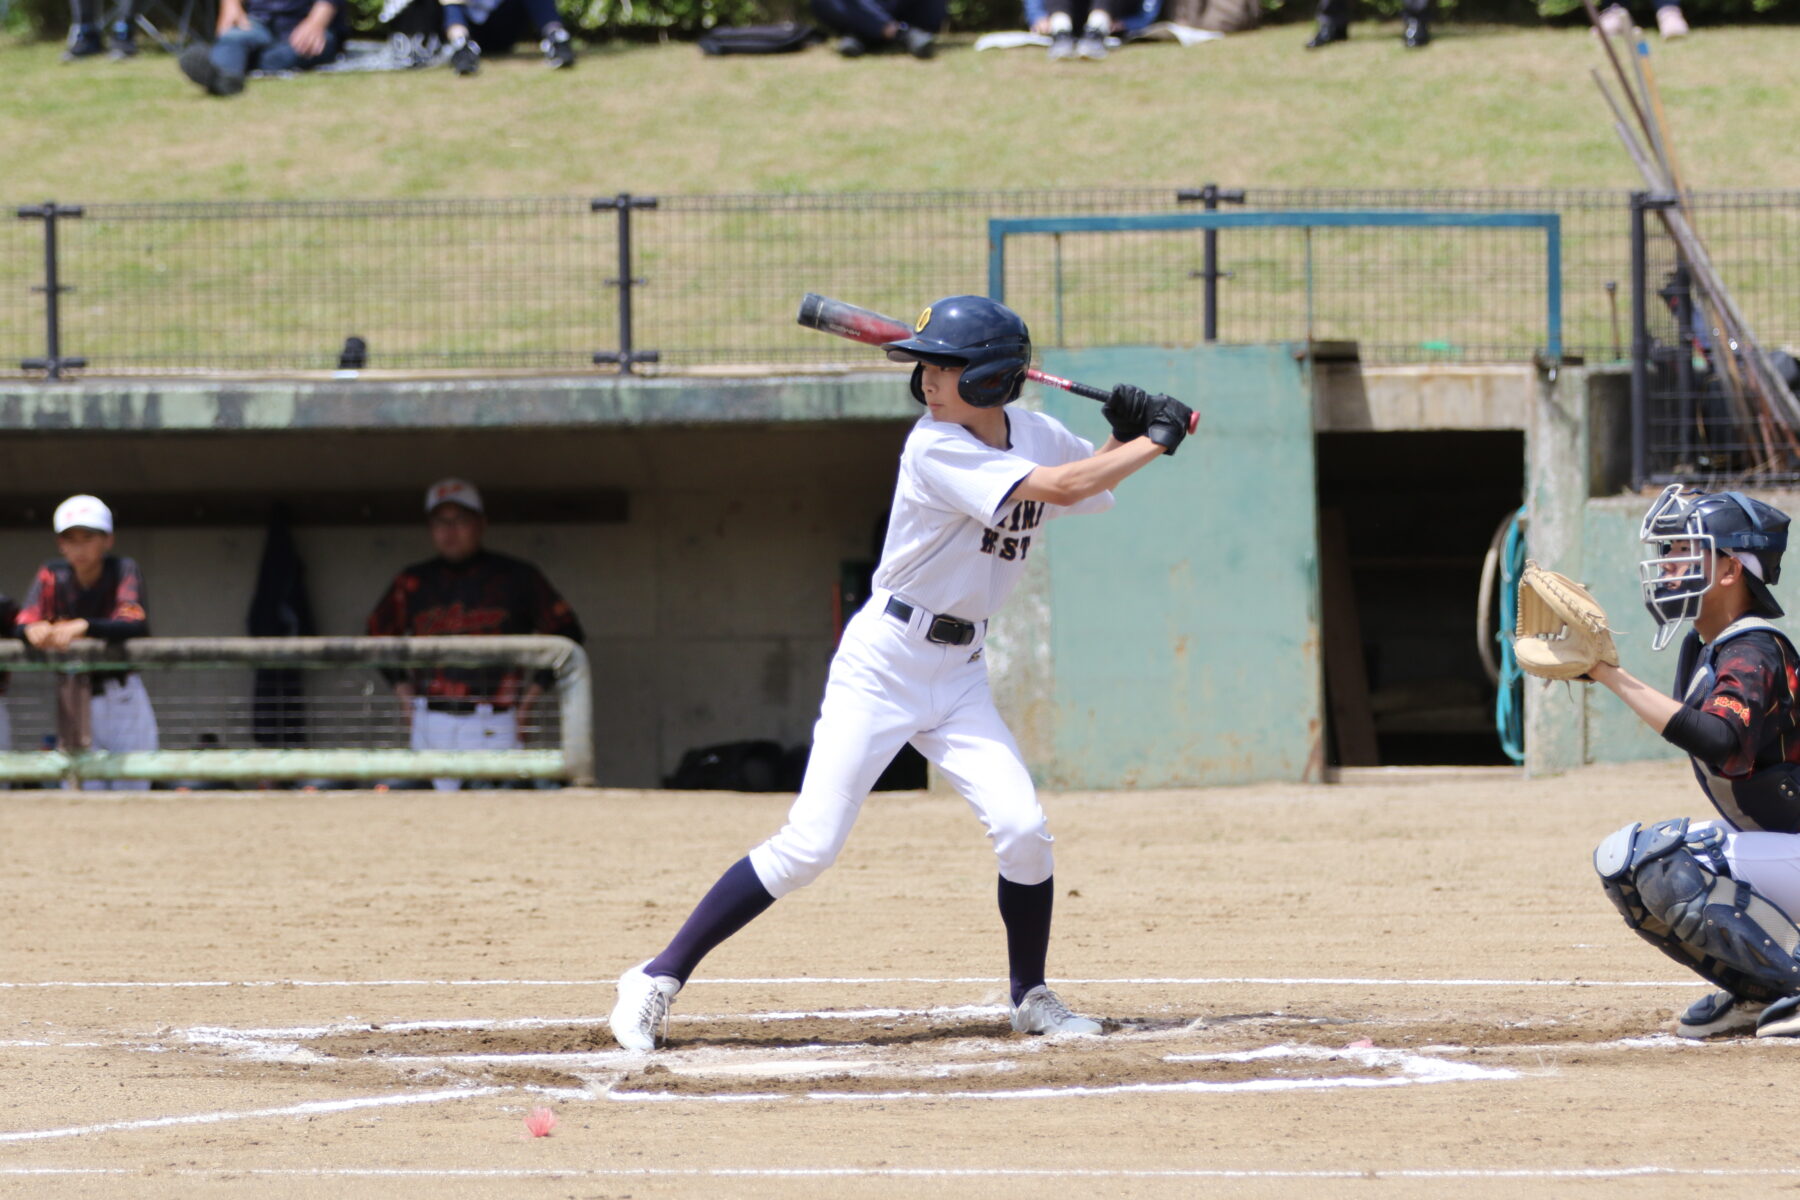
[0,635,593,787]
[990,209,1564,364]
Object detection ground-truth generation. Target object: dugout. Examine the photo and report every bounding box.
[1315,429,1525,767]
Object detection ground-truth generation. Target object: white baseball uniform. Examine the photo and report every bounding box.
[747,406,1112,898]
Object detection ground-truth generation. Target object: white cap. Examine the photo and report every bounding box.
[424,478,484,516]
[53,494,113,534]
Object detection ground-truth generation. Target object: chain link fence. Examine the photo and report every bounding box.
[9,184,1756,378]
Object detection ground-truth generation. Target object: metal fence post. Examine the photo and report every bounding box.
[17,202,87,380]
[1177,184,1245,342]
[1630,191,1679,489]
[591,193,661,374]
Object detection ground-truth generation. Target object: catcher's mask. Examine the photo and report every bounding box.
[1638,483,1791,650]
[882,296,1031,409]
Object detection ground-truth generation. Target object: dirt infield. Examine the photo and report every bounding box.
[4,760,1798,1198]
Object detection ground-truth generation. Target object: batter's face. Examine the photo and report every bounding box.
[428,503,486,563]
[56,527,112,573]
[918,362,975,422]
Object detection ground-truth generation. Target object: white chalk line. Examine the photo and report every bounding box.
[0,1086,502,1144]
[4,1166,1800,1180]
[0,975,1711,990]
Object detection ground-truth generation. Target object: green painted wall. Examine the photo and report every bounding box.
[1025,345,1320,789]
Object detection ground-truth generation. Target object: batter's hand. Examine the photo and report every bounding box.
[1103,384,1152,442]
[1145,397,1195,455]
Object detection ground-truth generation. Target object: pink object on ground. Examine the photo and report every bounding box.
[524,1107,558,1138]
[1347,1038,1375,1049]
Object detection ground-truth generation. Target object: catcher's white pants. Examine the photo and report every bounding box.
[83,675,159,792]
[748,590,1052,899]
[1693,819,1800,917]
[411,699,518,791]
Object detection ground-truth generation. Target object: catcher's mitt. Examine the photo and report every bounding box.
[1513,560,1620,681]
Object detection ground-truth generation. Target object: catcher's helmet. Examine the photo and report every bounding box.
[882,296,1031,409]
[1639,484,1791,649]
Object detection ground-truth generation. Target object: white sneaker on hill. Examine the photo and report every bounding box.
[1010,985,1103,1035]
[609,961,680,1051]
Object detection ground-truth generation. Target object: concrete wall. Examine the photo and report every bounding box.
[990,344,1323,789]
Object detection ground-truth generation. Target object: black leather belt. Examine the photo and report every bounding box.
[884,596,978,647]
[424,699,511,715]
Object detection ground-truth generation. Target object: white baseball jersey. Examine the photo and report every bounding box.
[872,407,1113,621]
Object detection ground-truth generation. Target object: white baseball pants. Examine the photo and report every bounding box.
[83,675,159,792]
[1694,819,1800,917]
[748,592,1053,899]
[411,699,519,791]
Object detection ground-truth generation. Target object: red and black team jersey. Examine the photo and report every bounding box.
[1675,627,1800,778]
[366,550,584,706]
[15,557,150,639]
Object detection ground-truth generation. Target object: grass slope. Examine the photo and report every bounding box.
[4,22,1799,201]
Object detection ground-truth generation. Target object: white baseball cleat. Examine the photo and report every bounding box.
[1010,985,1103,1035]
[1675,989,1765,1038]
[610,961,681,1051]
[1755,993,1800,1038]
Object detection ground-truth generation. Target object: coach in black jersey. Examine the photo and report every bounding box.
[367,478,584,790]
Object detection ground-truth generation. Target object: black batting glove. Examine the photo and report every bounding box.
[1145,397,1195,456]
[1103,383,1152,442]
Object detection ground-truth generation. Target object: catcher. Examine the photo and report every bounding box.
[1517,485,1800,1038]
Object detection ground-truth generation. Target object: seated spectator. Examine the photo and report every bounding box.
[62,0,141,59]
[1304,0,1427,48]
[1021,0,1159,58]
[810,0,938,57]
[366,479,584,791]
[1596,1,1687,39]
[440,0,576,74]
[17,495,159,791]
[176,0,345,96]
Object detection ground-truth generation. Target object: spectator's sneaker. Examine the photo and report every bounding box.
[1401,16,1429,46]
[540,27,575,68]
[107,23,137,58]
[835,34,867,56]
[900,25,935,57]
[62,26,105,60]
[1676,989,1765,1038]
[1046,30,1076,59]
[1595,3,1631,37]
[449,36,480,75]
[1010,985,1103,1035]
[177,41,243,95]
[1656,5,1688,37]
[609,962,680,1051]
[1076,28,1107,58]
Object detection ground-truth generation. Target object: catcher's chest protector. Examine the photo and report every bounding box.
[1677,617,1800,833]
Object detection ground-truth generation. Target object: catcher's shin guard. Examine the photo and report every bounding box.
[1595,819,1800,1003]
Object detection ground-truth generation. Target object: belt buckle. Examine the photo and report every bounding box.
[927,615,973,646]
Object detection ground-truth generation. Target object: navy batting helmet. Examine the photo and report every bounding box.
[1639,484,1791,648]
[882,296,1031,409]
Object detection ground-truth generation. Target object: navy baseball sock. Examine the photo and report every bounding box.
[998,875,1054,1007]
[645,856,775,986]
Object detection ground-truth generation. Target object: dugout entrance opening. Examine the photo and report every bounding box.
[1316,429,1524,767]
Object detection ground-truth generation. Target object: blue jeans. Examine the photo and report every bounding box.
[210,16,340,75]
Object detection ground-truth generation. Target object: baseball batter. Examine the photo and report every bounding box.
[1588,485,1800,1037]
[610,295,1195,1050]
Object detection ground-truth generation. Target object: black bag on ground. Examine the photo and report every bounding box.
[697,22,821,54]
[665,740,789,791]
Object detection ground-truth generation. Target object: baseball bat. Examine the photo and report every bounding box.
[796,293,1200,434]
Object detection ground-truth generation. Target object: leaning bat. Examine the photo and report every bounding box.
[796,292,1200,434]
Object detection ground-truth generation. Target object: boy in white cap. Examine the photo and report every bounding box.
[16,495,159,789]
[366,479,584,790]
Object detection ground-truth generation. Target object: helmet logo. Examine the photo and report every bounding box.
[915,306,932,333]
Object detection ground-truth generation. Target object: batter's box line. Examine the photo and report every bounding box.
[8,1167,1800,1181]
[0,975,1714,990]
